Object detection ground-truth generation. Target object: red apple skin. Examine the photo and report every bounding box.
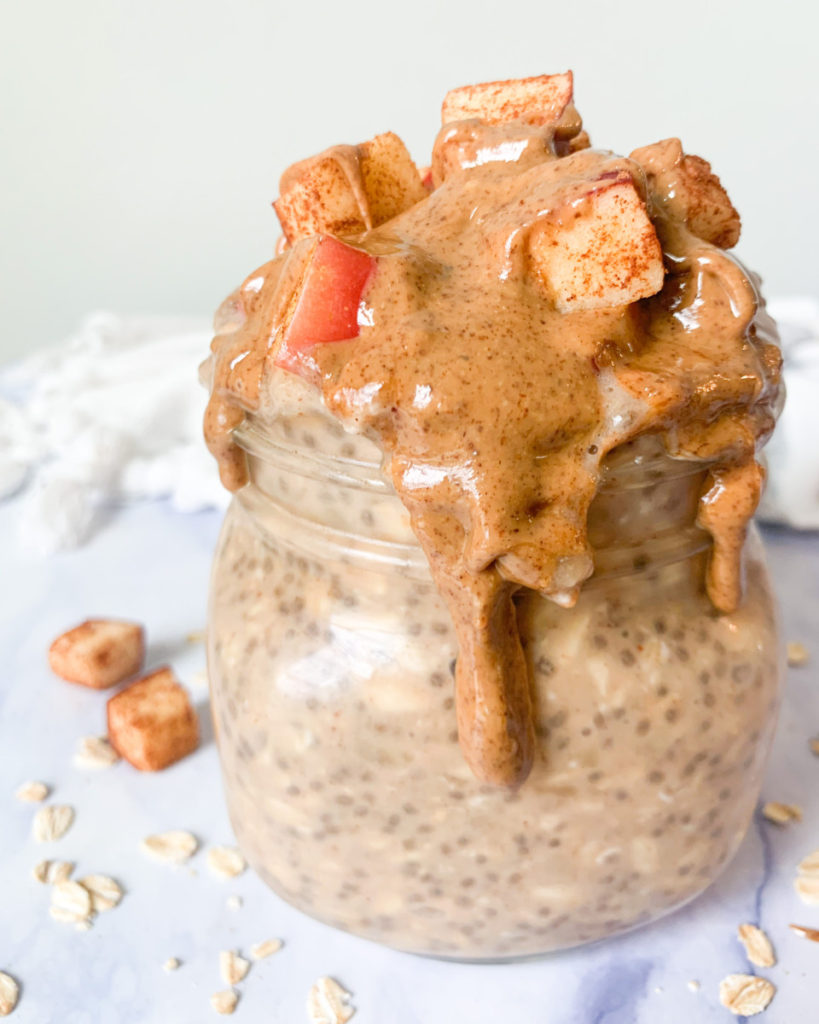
[275,236,376,375]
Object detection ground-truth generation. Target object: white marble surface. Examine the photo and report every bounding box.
[1,496,817,1024]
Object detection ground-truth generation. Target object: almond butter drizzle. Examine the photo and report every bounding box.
[204,123,781,789]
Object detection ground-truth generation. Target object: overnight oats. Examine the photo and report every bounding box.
[203,71,784,959]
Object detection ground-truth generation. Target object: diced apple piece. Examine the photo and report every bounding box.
[107,667,199,771]
[358,132,427,225]
[676,154,741,248]
[274,236,376,375]
[274,134,426,244]
[529,171,665,312]
[274,152,367,244]
[49,619,145,690]
[442,72,573,126]
[630,138,741,248]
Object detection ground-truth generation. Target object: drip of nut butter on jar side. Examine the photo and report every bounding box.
[204,72,782,789]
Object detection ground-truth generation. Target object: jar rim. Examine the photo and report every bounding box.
[235,481,711,587]
[233,415,714,585]
[233,418,710,498]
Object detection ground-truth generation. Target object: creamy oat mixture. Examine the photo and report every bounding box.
[209,431,779,955]
[204,72,783,956]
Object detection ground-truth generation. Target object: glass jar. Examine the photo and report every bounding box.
[207,406,783,961]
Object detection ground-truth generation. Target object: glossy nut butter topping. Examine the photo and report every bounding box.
[204,72,782,788]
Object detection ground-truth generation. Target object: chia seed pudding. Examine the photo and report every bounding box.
[207,398,780,957]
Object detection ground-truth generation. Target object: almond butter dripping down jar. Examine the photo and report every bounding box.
[203,73,784,959]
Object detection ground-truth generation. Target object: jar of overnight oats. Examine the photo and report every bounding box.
[207,400,783,961]
[203,71,786,960]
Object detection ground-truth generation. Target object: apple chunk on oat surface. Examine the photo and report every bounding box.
[275,154,366,244]
[358,132,427,227]
[274,236,376,375]
[442,72,573,126]
[529,171,664,312]
[274,132,425,244]
[630,138,741,249]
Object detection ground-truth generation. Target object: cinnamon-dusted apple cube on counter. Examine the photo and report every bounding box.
[107,667,199,771]
[630,137,741,248]
[49,619,145,689]
[273,235,377,375]
[529,169,665,312]
[442,71,574,126]
[275,132,426,243]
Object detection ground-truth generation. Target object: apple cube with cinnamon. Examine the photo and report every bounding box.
[107,667,199,771]
[630,137,741,249]
[274,131,425,243]
[441,71,574,126]
[49,619,145,689]
[528,169,665,312]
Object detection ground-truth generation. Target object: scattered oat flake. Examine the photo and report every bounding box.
[141,831,198,864]
[210,990,238,1015]
[219,951,250,986]
[790,923,819,942]
[186,630,206,644]
[226,895,242,911]
[307,976,355,1024]
[47,861,74,885]
[761,801,802,825]
[15,780,49,802]
[74,736,120,769]
[50,880,92,923]
[798,849,819,875]
[250,939,282,959]
[737,923,776,967]
[32,860,50,883]
[787,641,810,666]
[163,957,181,972]
[718,974,775,1016]
[810,737,819,756]
[687,980,701,992]
[795,876,819,906]
[79,875,122,912]
[208,846,247,879]
[33,805,74,842]
[0,972,19,1016]
[75,919,92,932]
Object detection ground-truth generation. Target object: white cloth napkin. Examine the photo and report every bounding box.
[0,313,227,553]
[1,301,817,554]
[759,298,819,530]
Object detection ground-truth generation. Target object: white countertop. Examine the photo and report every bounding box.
[1,496,817,1024]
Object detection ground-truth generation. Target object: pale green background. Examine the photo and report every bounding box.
[2,0,817,364]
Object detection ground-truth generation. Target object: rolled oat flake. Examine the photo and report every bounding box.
[210,989,238,1015]
[718,974,775,1016]
[32,805,74,842]
[307,977,355,1024]
[0,973,19,1016]
[736,923,776,968]
[141,830,198,864]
